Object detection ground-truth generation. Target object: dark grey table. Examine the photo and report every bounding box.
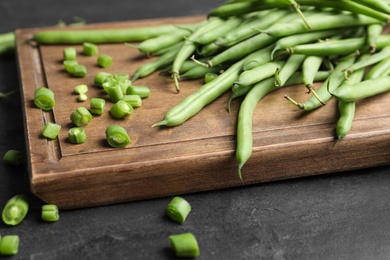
[0,1,389,259]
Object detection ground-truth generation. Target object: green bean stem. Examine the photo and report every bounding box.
[302,55,325,105]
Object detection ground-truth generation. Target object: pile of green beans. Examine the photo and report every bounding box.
[30,0,390,179]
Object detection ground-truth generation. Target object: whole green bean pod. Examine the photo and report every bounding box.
[196,16,242,45]
[330,76,390,102]
[32,24,195,44]
[236,77,277,179]
[365,56,390,80]
[275,54,306,87]
[235,61,284,86]
[302,55,324,104]
[208,1,287,18]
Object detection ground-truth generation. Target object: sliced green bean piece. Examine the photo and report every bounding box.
[110,100,134,119]
[89,97,106,115]
[68,127,87,144]
[2,194,29,226]
[97,54,113,68]
[70,107,92,126]
[63,47,76,60]
[74,84,88,94]
[0,32,15,57]
[103,81,124,102]
[169,233,200,258]
[165,196,191,223]
[2,150,24,165]
[126,85,150,98]
[78,93,88,102]
[34,87,55,110]
[63,60,78,73]
[42,122,61,139]
[72,64,87,77]
[94,71,113,87]
[83,42,98,56]
[121,95,142,108]
[41,204,59,222]
[0,235,20,255]
[106,125,130,148]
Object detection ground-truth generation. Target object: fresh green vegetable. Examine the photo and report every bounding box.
[42,122,61,139]
[78,93,88,102]
[103,81,124,102]
[34,87,55,110]
[94,71,112,87]
[169,233,200,258]
[63,60,78,73]
[105,125,130,148]
[121,95,142,108]
[97,54,113,68]
[110,100,134,119]
[72,64,87,77]
[2,150,24,165]
[2,194,29,226]
[165,196,191,223]
[68,127,87,144]
[83,42,98,56]
[63,47,76,60]
[74,84,88,94]
[0,235,20,255]
[89,97,105,115]
[41,204,59,222]
[126,85,150,98]
[204,72,218,83]
[70,107,92,126]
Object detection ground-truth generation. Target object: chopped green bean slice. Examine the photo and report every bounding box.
[70,107,92,126]
[2,150,24,165]
[126,85,150,99]
[114,73,130,81]
[74,84,88,94]
[83,42,98,56]
[34,87,55,110]
[63,47,76,60]
[106,125,130,148]
[41,204,59,222]
[89,97,105,115]
[98,54,113,68]
[110,100,134,119]
[121,95,142,108]
[94,71,113,87]
[2,194,29,226]
[78,93,88,102]
[63,60,78,73]
[169,233,200,258]
[42,122,61,139]
[68,127,87,144]
[165,196,191,223]
[0,235,20,255]
[72,64,87,77]
[103,81,124,102]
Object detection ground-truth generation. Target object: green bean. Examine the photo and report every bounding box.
[42,122,61,139]
[171,18,225,91]
[131,42,183,82]
[330,76,390,102]
[83,42,98,56]
[354,0,390,14]
[2,150,24,166]
[34,87,55,110]
[302,55,324,104]
[241,44,274,71]
[169,233,200,257]
[235,61,284,87]
[63,60,78,74]
[344,45,390,78]
[68,127,87,144]
[89,97,106,115]
[197,42,224,56]
[41,204,60,222]
[0,32,15,57]
[0,235,20,255]
[271,28,347,59]
[97,54,113,68]
[165,196,192,223]
[102,81,124,102]
[74,84,88,94]
[126,85,151,98]
[32,24,191,44]
[94,71,112,87]
[196,16,243,45]
[70,107,92,126]
[236,77,277,179]
[72,64,87,77]
[275,54,306,87]
[334,55,368,145]
[365,56,390,80]
[63,47,76,60]
[180,63,227,80]
[285,55,357,111]
[214,9,289,47]
[262,13,380,38]
[297,0,390,23]
[286,34,390,57]
[367,23,385,53]
[0,89,17,99]
[110,100,134,119]
[122,95,142,108]
[105,125,131,148]
[2,194,29,226]
[204,72,219,83]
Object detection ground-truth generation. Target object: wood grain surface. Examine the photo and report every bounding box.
[15,16,390,209]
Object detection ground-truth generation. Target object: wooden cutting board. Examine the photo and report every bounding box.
[15,16,390,209]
